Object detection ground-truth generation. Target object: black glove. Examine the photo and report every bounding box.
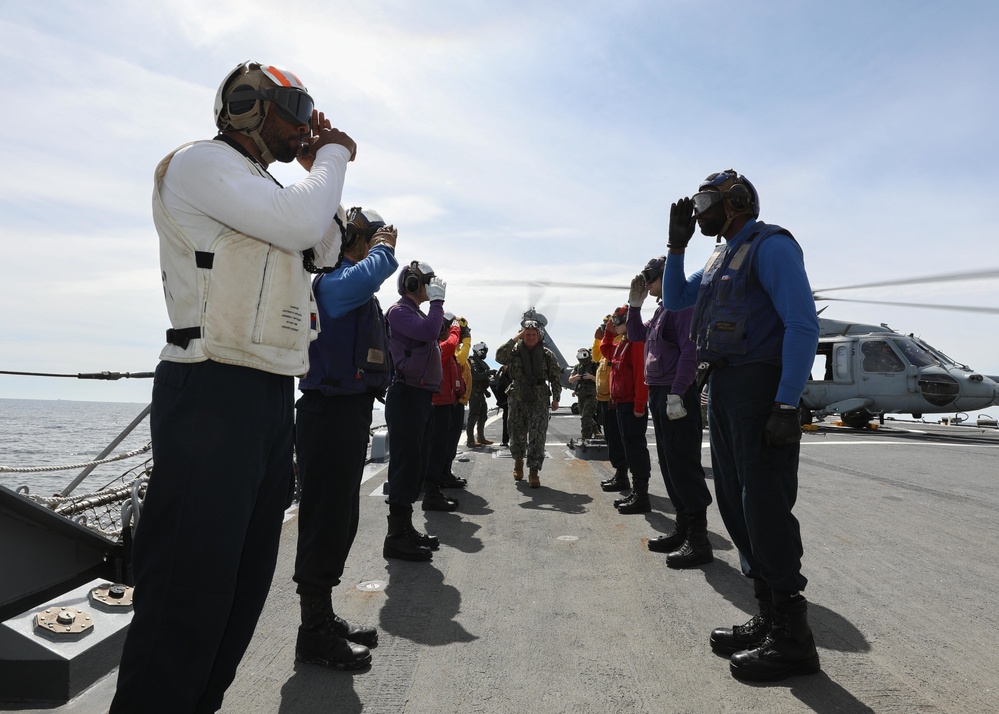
[460,326,470,340]
[668,197,696,251]
[763,404,802,447]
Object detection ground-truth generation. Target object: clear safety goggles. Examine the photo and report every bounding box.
[692,190,724,215]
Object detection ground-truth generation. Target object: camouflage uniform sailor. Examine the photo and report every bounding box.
[496,321,562,488]
[568,348,598,439]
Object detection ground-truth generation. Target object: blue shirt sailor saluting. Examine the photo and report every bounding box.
[660,170,821,683]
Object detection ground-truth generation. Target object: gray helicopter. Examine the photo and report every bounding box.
[802,269,999,427]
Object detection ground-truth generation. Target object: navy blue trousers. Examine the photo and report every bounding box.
[425,403,455,493]
[111,360,294,714]
[449,402,465,462]
[385,381,433,506]
[293,391,374,594]
[615,402,651,486]
[598,400,628,471]
[709,363,806,592]
[648,384,711,513]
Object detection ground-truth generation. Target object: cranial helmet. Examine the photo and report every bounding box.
[640,256,666,285]
[344,207,386,251]
[398,260,435,295]
[692,169,760,236]
[576,348,591,361]
[521,319,545,338]
[473,342,488,358]
[611,304,628,326]
[214,61,314,165]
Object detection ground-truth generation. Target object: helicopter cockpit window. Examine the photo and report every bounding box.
[861,340,905,373]
[891,337,938,368]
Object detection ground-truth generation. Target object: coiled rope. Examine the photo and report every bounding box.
[0,443,152,474]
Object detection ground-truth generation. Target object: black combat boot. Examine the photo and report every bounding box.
[648,511,688,553]
[296,592,372,670]
[422,490,458,511]
[383,513,433,561]
[329,612,379,648]
[666,510,713,568]
[710,579,772,655]
[617,481,651,514]
[601,468,630,491]
[729,591,821,681]
[613,492,635,508]
[439,472,467,489]
[405,524,440,551]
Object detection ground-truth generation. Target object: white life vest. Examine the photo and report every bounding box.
[153,142,319,376]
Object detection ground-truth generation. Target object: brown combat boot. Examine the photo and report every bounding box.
[477,433,494,445]
[528,467,541,488]
[513,458,524,481]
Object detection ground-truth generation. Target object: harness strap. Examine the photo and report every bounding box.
[166,327,202,349]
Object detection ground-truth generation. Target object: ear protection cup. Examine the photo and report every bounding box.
[404,261,421,293]
[342,225,361,252]
[224,84,264,130]
[726,183,751,211]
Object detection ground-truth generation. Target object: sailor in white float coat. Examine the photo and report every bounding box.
[110,61,357,714]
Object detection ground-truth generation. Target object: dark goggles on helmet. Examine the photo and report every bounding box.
[611,312,627,326]
[640,265,664,284]
[692,190,724,215]
[229,86,315,126]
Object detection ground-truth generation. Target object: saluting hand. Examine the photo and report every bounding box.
[299,110,357,171]
[370,225,398,250]
[628,274,649,308]
[668,197,696,251]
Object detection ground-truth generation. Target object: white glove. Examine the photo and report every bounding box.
[443,310,455,322]
[666,393,687,420]
[426,276,447,302]
[628,274,649,308]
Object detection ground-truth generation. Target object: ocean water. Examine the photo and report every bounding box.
[0,399,153,498]
[0,398,387,498]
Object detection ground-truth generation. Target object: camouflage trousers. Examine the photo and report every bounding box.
[578,393,598,439]
[508,397,551,470]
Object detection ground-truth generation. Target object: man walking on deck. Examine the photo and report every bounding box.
[112,61,357,713]
[496,321,561,488]
[662,170,820,682]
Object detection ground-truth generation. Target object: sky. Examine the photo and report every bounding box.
[1,0,997,422]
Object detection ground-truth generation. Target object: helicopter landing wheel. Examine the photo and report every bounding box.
[841,409,874,429]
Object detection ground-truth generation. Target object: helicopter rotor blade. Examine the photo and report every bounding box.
[814,296,999,315]
[478,279,627,292]
[814,267,999,293]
